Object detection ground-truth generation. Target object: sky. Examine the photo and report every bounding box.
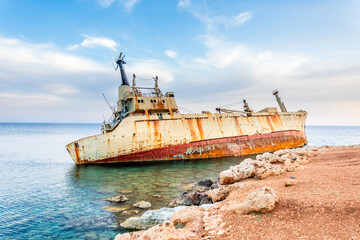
[0,0,359,125]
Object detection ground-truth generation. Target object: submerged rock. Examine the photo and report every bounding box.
[105,195,129,203]
[133,201,152,209]
[122,209,141,215]
[103,206,129,213]
[118,189,133,194]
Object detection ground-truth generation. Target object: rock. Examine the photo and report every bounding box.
[229,187,280,214]
[198,179,214,188]
[269,156,280,163]
[286,165,296,172]
[171,206,204,225]
[120,206,187,230]
[284,179,297,187]
[219,169,237,185]
[210,178,220,189]
[169,191,211,207]
[118,189,133,194]
[272,165,286,176]
[256,154,265,161]
[240,158,256,166]
[115,221,198,240]
[274,149,290,157]
[292,147,308,156]
[298,158,310,164]
[102,206,129,213]
[122,210,141,215]
[183,179,214,192]
[104,194,129,203]
[149,194,164,201]
[254,167,276,179]
[206,184,239,202]
[262,152,274,161]
[220,163,254,185]
[133,201,151,209]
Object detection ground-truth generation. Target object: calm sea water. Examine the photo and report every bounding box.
[0,123,359,239]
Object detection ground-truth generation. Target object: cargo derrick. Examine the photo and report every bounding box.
[66,53,307,164]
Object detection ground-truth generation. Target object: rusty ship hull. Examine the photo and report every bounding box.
[66,111,307,164]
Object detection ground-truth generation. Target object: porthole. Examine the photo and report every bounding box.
[162,100,165,103]
[137,100,140,103]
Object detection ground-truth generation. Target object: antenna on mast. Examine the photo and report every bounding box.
[102,93,114,113]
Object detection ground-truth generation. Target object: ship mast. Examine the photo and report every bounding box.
[115,52,130,86]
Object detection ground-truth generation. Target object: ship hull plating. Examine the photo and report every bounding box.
[66,111,307,165]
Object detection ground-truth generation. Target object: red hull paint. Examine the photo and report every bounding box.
[79,130,307,164]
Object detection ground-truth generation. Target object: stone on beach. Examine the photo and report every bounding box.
[284,179,297,187]
[171,206,204,225]
[133,201,151,209]
[104,194,129,203]
[120,206,187,230]
[168,191,211,207]
[183,179,214,192]
[220,162,254,185]
[115,221,197,240]
[227,187,280,214]
[207,183,241,202]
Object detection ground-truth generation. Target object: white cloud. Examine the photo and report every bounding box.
[232,11,252,27]
[0,93,62,107]
[178,0,191,8]
[178,1,252,30]
[126,59,174,83]
[46,84,80,95]
[123,0,141,11]
[164,50,178,59]
[66,44,79,50]
[96,0,141,10]
[97,0,115,8]
[0,37,107,74]
[67,35,118,52]
[193,35,308,79]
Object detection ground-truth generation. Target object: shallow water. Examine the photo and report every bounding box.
[0,123,359,239]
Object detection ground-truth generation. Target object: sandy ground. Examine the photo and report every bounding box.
[210,146,360,240]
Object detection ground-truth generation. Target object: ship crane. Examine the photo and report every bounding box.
[216,99,253,116]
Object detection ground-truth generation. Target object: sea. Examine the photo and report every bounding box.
[0,123,359,240]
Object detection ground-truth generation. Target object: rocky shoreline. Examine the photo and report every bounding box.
[113,145,360,239]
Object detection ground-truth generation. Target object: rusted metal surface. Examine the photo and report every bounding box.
[66,110,308,164]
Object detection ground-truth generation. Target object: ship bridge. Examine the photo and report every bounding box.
[102,53,178,133]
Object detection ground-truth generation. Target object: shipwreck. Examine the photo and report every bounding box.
[66,53,307,164]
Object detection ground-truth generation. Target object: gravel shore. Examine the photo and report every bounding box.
[116,145,360,239]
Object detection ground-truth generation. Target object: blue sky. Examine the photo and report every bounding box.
[0,0,359,125]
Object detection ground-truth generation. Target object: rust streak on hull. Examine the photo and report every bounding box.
[76,130,306,164]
